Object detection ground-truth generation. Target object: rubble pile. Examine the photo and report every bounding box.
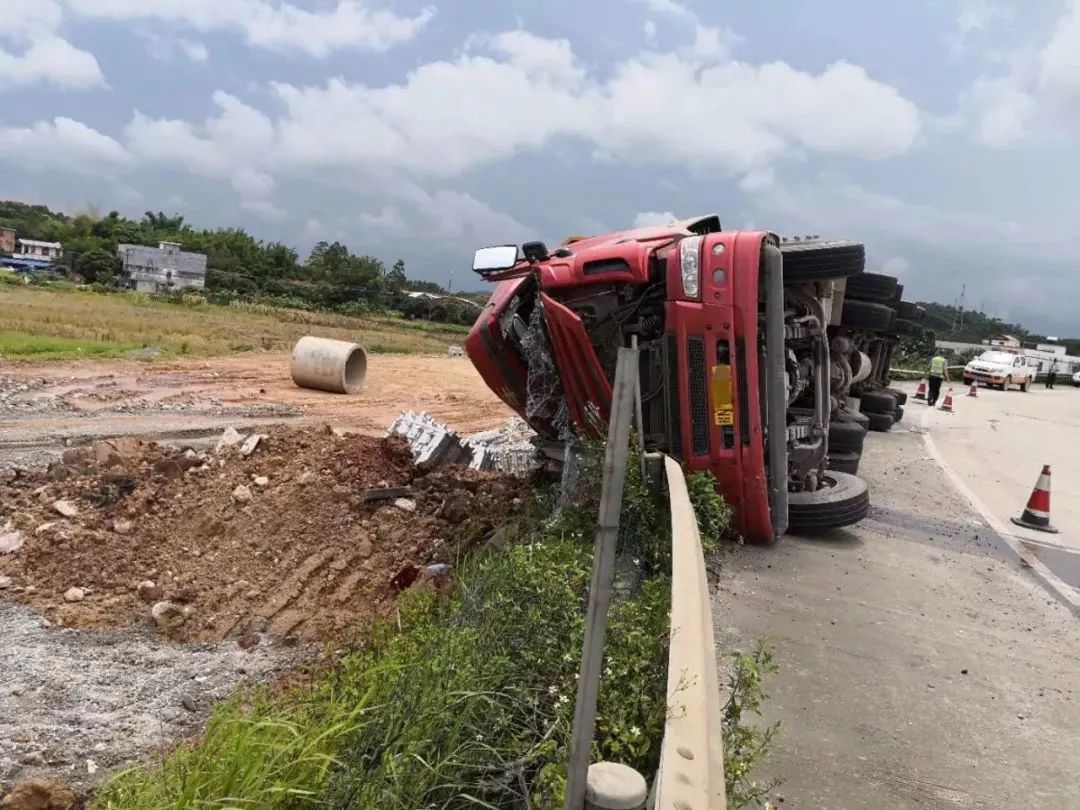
[0,426,525,644]
[464,417,541,476]
[391,411,543,477]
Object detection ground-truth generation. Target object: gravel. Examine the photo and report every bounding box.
[0,602,300,794]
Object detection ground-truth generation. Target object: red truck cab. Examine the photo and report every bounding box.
[465,216,869,541]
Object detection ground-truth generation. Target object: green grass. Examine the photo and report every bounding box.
[95,456,674,810]
[0,330,148,360]
[93,460,769,810]
[0,284,468,361]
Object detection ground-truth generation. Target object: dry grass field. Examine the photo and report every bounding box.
[0,277,468,360]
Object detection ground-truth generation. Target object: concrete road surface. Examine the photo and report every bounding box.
[911,381,1080,591]
[713,410,1080,808]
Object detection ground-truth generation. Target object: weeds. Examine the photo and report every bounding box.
[723,639,781,809]
[685,471,736,553]
[94,454,775,810]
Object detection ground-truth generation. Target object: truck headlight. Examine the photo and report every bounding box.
[679,235,702,299]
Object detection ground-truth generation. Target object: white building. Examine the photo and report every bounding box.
[16,239,62,261]
[118,241,207,293]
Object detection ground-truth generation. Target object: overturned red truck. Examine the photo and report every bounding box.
[464,215,878,542]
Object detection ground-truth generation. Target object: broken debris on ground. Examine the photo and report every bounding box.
[0,427,526,644]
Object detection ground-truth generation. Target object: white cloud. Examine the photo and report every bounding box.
[394,182,535,245]
[179,39,209,62]
[1039,0,1080,106]
[359,206,408,235]
[643,20,657,45]
[139,30,210,63]
[260,32,918,179]
[241,198,287,221]
[0,36,106,89]
[632,211,677,227]
[686,25,738,60]
[2,0,64,40]
[638,0,692,19]
[950,0,1012,56]
[961,0,1080,145]
[66,0,435,57]
[0,1,105,90]
[0,117,130,173]
[969,77,1036,146]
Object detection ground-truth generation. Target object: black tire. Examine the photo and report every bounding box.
[841,300,896,331]
[866,411,894,432]
[828,420,867,453]
[859,391,897,415]
[788,472,870,532]
[895,405,905,423]
[826,451,860,475]
[1020,379,1029,392]
[845,272,898,301]
[895,301,923,320]
[891,283,905,304]
[893,318,916,336]
[884,388,908,405]
[836,409,870,428]
[780,239,866,282]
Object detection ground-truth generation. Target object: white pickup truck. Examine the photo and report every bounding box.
[963,350,1035,391]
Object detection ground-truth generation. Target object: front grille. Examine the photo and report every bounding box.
[664,332,682,459]
[688,337,710,456]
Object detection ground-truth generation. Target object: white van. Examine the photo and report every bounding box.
[963,350,1035,391]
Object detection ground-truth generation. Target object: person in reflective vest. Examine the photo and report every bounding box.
[928,354,948,406]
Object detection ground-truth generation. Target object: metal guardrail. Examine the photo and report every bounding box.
[562,347,726,809]
[653,456,727,809]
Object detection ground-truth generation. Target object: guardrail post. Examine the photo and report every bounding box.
[564,347,638,810]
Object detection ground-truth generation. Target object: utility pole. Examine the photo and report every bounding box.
[447,267,454,294]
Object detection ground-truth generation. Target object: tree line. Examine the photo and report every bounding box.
[0,201,478,325]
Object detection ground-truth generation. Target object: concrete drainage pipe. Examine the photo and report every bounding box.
[290,336,367,394]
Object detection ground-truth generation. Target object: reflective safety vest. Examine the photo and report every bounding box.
[930,356,946,376]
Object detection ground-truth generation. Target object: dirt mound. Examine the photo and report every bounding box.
[0,779,76,810]
[0,427,525,644]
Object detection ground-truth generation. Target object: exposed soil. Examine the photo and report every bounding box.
[1,353,513,470]
[0,427,526,644]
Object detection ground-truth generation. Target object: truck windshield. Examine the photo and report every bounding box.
[977,351,1015,364]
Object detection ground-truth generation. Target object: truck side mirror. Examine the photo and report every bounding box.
[473,245,519,275]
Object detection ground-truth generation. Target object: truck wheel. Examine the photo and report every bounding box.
[895,301,924,320]
[841,300,896,331]
[893,318,917,335]
[1004,376,1012,391]
[826,451,861,475]
[866,411,894,432]
[1020,379,1029,392]
[844,272,898,301]
[884,388,908,405]
[858,391,896,415]
[779,239,866,282]
[828,420,867,453]
[836,409,870,428]
[788,472,870,532]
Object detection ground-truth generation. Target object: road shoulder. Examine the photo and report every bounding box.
[712,420,1080,808]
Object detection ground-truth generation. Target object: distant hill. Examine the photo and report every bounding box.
[917,301,1080,355]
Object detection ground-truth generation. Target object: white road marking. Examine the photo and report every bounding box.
[918,404,1080,615]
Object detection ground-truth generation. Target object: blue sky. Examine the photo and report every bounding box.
[2,0,1080,335]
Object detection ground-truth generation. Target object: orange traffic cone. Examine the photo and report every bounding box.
[914,380,927,401]
[967,380,978,397]
[1010,465,1058,533]
[939,387,954,412]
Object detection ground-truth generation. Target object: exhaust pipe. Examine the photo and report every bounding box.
[763,243,789,538]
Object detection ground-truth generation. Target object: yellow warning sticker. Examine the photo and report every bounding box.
[711,364,734,426]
